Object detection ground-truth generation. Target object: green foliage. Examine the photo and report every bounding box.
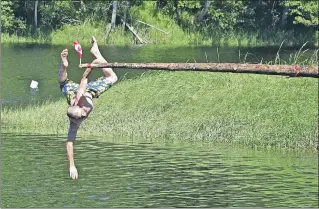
[284,1,318,26]
[206,0,245,30]
[80,1,113,22]
[0,1,15,31]
[39,1,84,32]
[178,1,201,9]
[0,1,26,34]
[1,0,318,46]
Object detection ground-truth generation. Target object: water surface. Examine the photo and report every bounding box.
[1,44,317,207]
[1,132,317,207]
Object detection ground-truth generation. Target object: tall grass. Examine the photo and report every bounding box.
[1,32,50,44]
[2,68,318,150]
[238,42,319,66]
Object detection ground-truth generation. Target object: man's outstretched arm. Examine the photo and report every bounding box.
[74,67,92,106]
[67,121,80,179]
[58,49,69,83]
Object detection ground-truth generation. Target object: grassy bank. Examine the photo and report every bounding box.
[2,2,318,47]
[2,71,318,150]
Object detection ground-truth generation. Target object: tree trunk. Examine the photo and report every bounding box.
[122,1,130,32]
[198,0,210,22]
[80,62,318,78]
[105,1,118,41]
[173,0,180,24]
[280,6,289,28]
[156,0,165,10]
[111,0,117,30]
[80,0,87,12]
[105,25,112,41]
[34,0,38,29]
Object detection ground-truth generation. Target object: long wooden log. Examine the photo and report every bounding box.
[79,62,318,78]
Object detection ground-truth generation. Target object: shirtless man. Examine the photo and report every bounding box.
[58,36,118,179]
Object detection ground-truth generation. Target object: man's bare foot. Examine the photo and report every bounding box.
[91,36,97,45]
[90,36,104,59]
[61,49,68,68]
[90,36,98,54]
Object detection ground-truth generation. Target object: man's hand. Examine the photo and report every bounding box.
[70,166,78,180]
[61,49,68,68]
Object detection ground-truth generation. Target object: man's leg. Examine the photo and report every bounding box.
[90,36,118,84]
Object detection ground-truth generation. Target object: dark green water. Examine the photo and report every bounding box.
[1,132,317,207]
[1,44,318,207]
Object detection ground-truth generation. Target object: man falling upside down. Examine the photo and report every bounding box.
[58,36,118,179]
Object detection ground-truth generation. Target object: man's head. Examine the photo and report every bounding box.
[67,106,87,120]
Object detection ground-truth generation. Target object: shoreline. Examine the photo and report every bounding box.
[2,33,318,48]
[1,129,318,153]
[2,20,318,48]
[2,40,319,50]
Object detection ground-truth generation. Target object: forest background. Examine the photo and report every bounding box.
[1,0,318,47]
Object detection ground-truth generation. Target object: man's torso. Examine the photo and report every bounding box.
[72,93,94,114]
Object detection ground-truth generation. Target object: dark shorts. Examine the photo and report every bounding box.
[60,77,113,105]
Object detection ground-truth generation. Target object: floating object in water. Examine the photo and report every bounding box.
[98,197,109,201]
[30,80,39,89]
[87,195,97,200]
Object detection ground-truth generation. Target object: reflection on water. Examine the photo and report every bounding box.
[1,132,317,207]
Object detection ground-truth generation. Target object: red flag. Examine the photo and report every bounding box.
[72,40,83,59]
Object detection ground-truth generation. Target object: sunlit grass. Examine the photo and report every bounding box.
[2,68,317,150]
[1,32,49,44]
[51,20,108,45]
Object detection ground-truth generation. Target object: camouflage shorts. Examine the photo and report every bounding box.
[60,77,113,105]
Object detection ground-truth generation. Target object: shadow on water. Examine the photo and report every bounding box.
[1,132,317,208]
